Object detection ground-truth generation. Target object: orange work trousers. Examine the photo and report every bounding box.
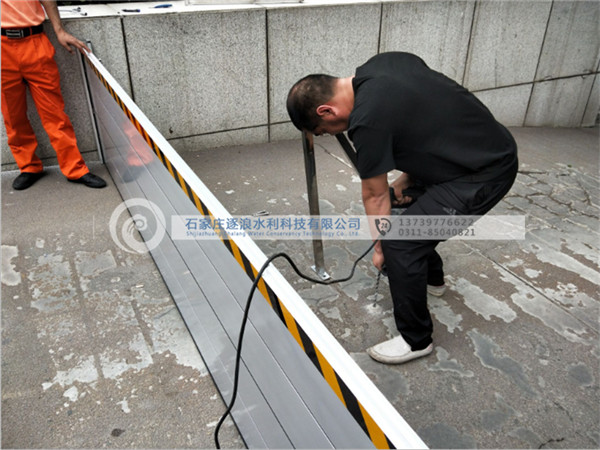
[1,32,88,179]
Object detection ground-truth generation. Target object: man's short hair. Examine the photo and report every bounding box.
[286,74,337,132]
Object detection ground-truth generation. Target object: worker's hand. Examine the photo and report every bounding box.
[372,246,385,272]
[390,172,414,206]
[56,29,90,54]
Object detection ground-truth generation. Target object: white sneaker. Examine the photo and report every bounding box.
[427,284,447,297]
[367,335,433,364]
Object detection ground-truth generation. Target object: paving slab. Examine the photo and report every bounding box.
[2,126,599,449]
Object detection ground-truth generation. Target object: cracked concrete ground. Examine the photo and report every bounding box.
[1,126,598,449]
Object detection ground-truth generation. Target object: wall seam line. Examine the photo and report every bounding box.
[265,9,272,142]
[377,2,383,54]
[120,17,136,103]
[462,0,478,87]
[524,0,555,126]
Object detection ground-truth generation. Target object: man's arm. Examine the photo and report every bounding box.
[40,0,90,54]
[361,173,391,271]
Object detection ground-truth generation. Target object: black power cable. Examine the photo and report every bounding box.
[214,239,379,448]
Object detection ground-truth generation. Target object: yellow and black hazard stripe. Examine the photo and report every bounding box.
[86,56,395,449]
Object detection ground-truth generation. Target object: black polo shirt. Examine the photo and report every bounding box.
[348,52,517,184]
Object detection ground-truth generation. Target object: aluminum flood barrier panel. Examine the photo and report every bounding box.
[81,49,427,450]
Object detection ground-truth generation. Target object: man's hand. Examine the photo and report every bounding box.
[40,0,91,54]
[55,28,90,54]
[372,244,385,272]
[390,172,414,206]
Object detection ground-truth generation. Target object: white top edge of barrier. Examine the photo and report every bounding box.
[85,51,427,450]
[60,0,387,19]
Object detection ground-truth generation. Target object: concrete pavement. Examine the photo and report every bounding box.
[1,162,243,448]
[2,126,599,448]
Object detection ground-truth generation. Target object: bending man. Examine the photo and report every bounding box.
[287,52,518,364]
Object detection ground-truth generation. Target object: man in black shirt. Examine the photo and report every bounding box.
[287,52,518,364]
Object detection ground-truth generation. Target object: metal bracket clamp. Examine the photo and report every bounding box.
[301,132,358,280]
[302,130,331,281]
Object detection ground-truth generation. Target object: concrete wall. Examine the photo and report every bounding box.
[2,0,599,171]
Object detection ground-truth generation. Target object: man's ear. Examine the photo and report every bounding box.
[316,104,334,118]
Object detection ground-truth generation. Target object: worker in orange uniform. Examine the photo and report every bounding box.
[1,0,106,190]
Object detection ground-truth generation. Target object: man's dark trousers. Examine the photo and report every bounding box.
[381,162,518,351]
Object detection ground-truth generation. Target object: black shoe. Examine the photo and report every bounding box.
[68,173,107,188]
[13,171,45,190]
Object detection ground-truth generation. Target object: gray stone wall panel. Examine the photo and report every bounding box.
[464,1,552,90]
[536,1,600,80]
[582,74,599,127]
[267,4,381,129]
[379,0,474,82]
[525,75,596,127]
[474,85,532,128]
[122,10,268,139]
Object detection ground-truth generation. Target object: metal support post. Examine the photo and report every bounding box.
[78,41,105,164]
[302,131,330,281]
